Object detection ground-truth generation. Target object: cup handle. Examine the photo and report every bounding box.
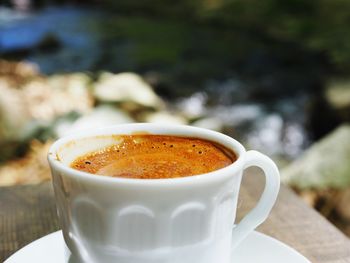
[231,150,280,248]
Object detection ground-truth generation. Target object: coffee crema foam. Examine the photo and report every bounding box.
[70,135,237,179]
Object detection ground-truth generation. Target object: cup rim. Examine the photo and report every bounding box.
[48,123,247,186]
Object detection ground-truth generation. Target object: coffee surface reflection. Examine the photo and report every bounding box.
[71,135,236,179]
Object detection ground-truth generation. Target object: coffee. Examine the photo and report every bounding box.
[70,135,236,179]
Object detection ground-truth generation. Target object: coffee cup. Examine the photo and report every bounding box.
[48,123,280,263]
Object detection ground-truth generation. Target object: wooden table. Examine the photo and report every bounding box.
[1,168,350,262]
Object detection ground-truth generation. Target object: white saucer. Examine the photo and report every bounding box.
[5,230,310,263]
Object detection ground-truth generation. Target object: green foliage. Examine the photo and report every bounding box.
[201,0,350,71]
[116,17,190,64]
[100,0,350,71]
[84,13,269,80]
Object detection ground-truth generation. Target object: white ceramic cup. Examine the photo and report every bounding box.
[48,123,280,263]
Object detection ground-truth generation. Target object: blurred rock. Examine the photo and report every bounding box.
[0,80,32,142]
[325,80,350,122]
[0,140,52,186]
[0,60,40,88]
[55,105,134,137]
[282,124,350,189]
[94,72,165,109]
[0,72,93,147]
[0,59,39,78]
[191,117,224,131]
[326,81,350,109]
[335,188,350,221]
[298,190,319,207]
[23,73,93,121]
[143,111,187,125]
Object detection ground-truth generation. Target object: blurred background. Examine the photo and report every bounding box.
[0,0,349,236]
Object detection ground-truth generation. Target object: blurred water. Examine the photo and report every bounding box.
[176,91,309,160]
[0,7,102,72]
[0,6,315,163]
